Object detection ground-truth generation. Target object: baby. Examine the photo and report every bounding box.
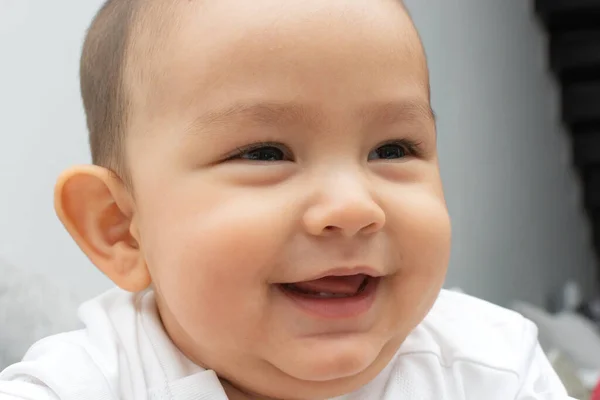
[0,0,573,399]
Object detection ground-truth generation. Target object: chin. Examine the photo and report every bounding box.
[276,337,383,383]
[256,347,386,400]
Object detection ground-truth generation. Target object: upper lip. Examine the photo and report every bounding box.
[285,266,384,284]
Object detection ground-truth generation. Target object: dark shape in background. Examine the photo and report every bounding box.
[536,0,600,268]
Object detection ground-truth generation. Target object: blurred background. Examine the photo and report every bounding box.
[2,0,600,397]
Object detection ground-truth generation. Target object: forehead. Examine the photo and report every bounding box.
[129,0,429,132]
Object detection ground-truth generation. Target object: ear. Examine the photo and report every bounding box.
[54,165,151,292]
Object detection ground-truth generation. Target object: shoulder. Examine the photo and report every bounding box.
[402,290,538,375]
[428,289,533,338]
[0,331,115,399]
[338,291,557,399]
[376,291,572,399]
[0,288,144,400]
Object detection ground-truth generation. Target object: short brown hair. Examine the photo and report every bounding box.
[80,0,182,181]
[80,0,138,178]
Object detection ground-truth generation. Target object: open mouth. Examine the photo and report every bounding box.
[279,274,375,299]
[277,273,380,318]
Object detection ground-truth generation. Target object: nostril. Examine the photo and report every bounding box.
[323,225,339,235]
[322,222,380,237]
[363,222,381,234]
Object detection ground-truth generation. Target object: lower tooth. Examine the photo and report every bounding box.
[318,292,349,298]
[319,292,335,297]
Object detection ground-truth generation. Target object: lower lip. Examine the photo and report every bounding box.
[277,277,380,319]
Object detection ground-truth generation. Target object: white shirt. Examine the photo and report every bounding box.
[0,288,574,399]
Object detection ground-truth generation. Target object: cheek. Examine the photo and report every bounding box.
[137,185,293,332]
[387,178,451,272]
[385,187,451,325]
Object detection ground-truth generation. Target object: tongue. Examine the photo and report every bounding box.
[291,274,367,295]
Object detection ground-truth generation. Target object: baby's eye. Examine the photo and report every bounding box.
[243,146,284,161]
[368,142,409,161]
[230,143,293,162]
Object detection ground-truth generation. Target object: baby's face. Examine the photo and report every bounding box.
[126,0,451,398]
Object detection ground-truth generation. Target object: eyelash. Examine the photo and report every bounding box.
[376,139,423,157]
[224,139,424,162]
[225,142,295,162]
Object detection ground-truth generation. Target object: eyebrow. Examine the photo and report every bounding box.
[187,99,435,133]
[358,100,436,126]
[190,102,323,130]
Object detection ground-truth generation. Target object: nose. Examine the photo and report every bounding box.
[302,174,386,237]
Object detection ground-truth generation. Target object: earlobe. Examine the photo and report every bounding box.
[54,165,151,292]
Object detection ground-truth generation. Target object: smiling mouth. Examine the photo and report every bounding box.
[280,274,373,299]
[277,273,381,318]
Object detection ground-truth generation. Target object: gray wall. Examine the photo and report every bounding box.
[0,1,110,297]
[0,0,596,306]
[406,0,598,306]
